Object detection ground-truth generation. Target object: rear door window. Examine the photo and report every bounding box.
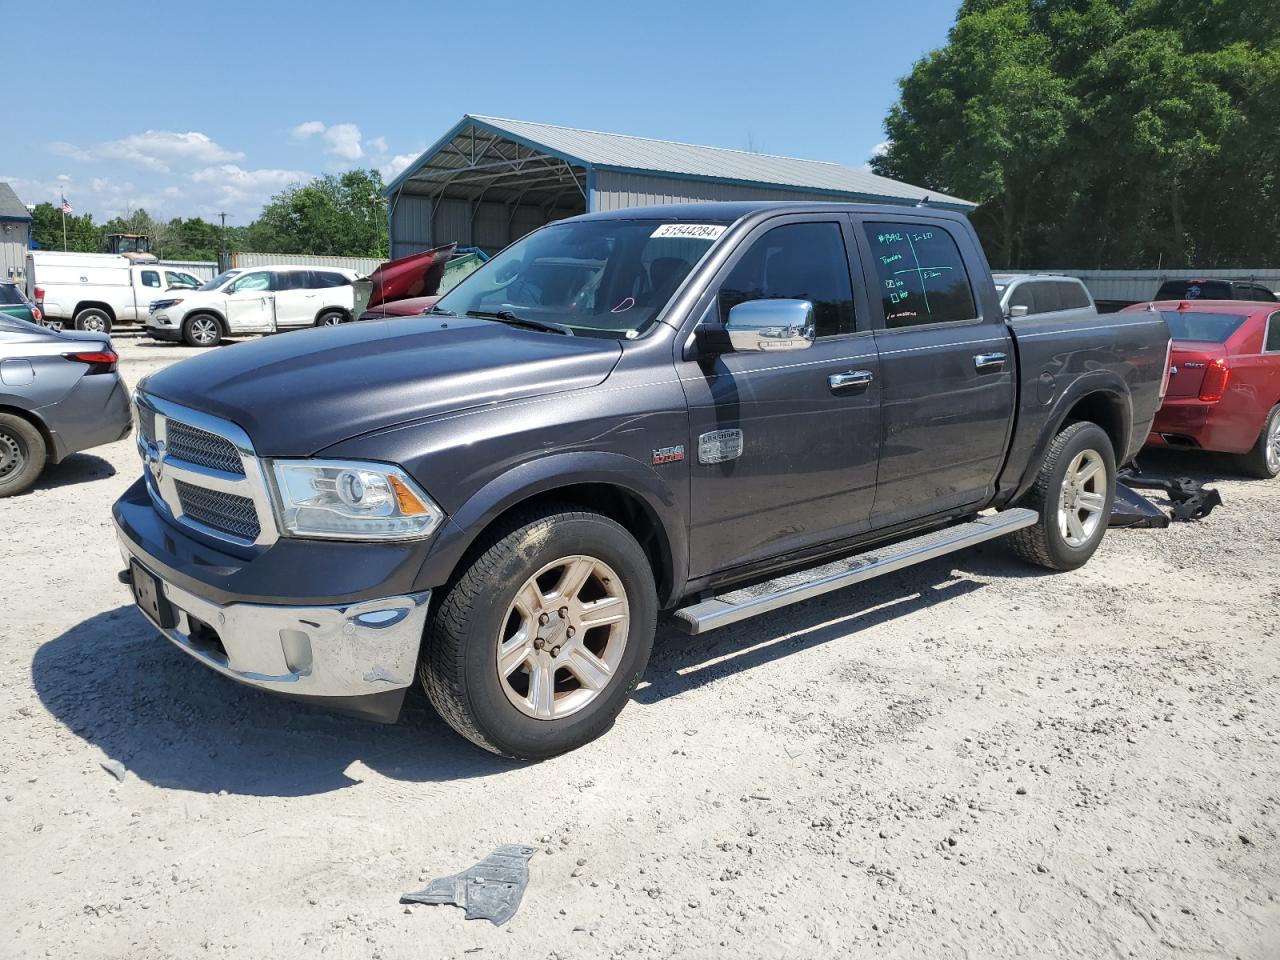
[1058,281,1091,309]
[140,270,161,288]
[1266,313,1280,352]
[719,221,857,337]
[863,222,976,328]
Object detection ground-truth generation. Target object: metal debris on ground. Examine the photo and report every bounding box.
[400,845,536,926]
[99,759,127,783]
[1110,467,1223,528]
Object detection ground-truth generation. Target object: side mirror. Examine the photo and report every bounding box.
[1008,304,1030,319]
[725,299,815,352]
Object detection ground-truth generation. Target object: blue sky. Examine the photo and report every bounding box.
[3,0,961,224]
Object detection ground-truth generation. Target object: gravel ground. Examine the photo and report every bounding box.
[2,333,1277,959]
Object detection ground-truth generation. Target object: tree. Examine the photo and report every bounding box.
[873,0,1280,269]
[29,202,100,252]
[245,169,388,258]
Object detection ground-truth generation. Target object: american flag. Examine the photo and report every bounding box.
[61,196,72,215]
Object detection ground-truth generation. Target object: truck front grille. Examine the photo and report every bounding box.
[164,420,245,475]
[134,391,276,549]
[174,480,261,541]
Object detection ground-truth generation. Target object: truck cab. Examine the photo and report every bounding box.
[113,202,1171,759]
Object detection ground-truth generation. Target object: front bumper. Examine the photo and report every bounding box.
[143,318,183,342]
[114,500,431,723]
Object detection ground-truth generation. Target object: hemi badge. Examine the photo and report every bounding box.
[652,445,685,465]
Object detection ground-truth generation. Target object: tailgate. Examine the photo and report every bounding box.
[1166,343,1226,398]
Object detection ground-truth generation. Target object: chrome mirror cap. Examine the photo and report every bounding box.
[1008,304,1030,319]
[725,299,815,352]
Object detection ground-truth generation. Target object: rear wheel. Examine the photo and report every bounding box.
[1008,421,1116,571]
[74,307,111,334]
[1239,404,1280,479]
[421,507,657,759]
[0,413,46,497]
[182,314,222,347]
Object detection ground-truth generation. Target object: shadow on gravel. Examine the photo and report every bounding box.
[31,453,116,491]
[33,606,516,797]
[637,553,994,704]
[1134,448,1253,484]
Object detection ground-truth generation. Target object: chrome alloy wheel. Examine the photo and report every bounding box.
[190,316,219,345]
[1267,414,1280,474]
[497,555,630,720]
[0,429,24,479]
[1058,448,1107,547]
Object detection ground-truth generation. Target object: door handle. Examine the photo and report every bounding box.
[973,352,1007,373]
[829,369,874,394]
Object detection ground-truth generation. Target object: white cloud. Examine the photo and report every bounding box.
[367,136,388,154]
[291,120,326,139]
[871,141,890,158]
[381,153,417,180]
[291,120,364,160]
[50,130,244,174]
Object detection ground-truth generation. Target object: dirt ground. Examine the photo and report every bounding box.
[2,332,1277,959]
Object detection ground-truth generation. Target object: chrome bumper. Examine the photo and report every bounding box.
[118,532,430,699]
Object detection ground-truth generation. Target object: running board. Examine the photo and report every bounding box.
[673,509,1038,635]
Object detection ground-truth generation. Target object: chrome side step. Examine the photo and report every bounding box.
[673,508,1038,635]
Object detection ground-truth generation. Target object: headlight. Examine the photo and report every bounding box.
[150,299,182,312]
[269,459,444,541]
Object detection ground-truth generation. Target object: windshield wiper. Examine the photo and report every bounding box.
[426,305,457,316]
[465,310,574,336]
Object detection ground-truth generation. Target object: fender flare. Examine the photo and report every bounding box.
[1009,372,1134,502]
[416,451,688,606]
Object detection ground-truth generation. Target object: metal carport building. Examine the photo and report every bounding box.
[385,115,973,259]
[0,182,32,283]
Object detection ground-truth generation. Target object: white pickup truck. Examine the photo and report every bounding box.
[25,251,203,333]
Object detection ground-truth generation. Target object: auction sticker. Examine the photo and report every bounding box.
[650,223,727,240]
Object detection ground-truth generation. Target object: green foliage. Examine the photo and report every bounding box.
[244,169,389,259]
[30,202,100,253]
[874,0,1280,268]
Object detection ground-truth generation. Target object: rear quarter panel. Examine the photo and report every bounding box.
[998,311,1170,501]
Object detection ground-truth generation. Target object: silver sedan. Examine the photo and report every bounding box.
[0,313,131,496]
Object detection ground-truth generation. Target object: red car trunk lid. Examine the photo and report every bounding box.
[1166,343,1227,398]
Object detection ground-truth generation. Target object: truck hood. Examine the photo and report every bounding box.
[142,316,623,456]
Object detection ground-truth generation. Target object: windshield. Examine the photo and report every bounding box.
[198,270,241,292]
[1161,311,1248,343]
[435,219,729,338]
[0,284,32,306]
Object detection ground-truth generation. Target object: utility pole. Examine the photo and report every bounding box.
[218,212,230,273]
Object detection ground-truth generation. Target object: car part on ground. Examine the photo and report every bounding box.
[1116,467,1224,522]
[400,845,536,925]
[1109,483,1171,529]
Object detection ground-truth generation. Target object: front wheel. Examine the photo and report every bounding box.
[1238,404,1280,479]
[182,314,223,347]
[1008,421,1116,571]
[421,507,657,759]
[316,310,346,327]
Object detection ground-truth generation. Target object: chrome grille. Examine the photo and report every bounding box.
[174,480,261,541]
[134,391,276,549]
[165,420,244,475]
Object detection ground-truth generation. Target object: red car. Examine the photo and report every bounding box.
[1129,300,1280,477]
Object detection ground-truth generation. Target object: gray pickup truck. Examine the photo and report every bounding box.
[113,202,1172,759]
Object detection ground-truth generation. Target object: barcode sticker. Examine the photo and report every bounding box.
[650,223,727,241]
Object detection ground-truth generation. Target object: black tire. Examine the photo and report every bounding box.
[315,310,346,327]
[1238,404,1280,479]
[0,413,47,497]
[421,507,657,760]
[1008,421,1116,571]
[74,307,112,334]
[182,314,223,348]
